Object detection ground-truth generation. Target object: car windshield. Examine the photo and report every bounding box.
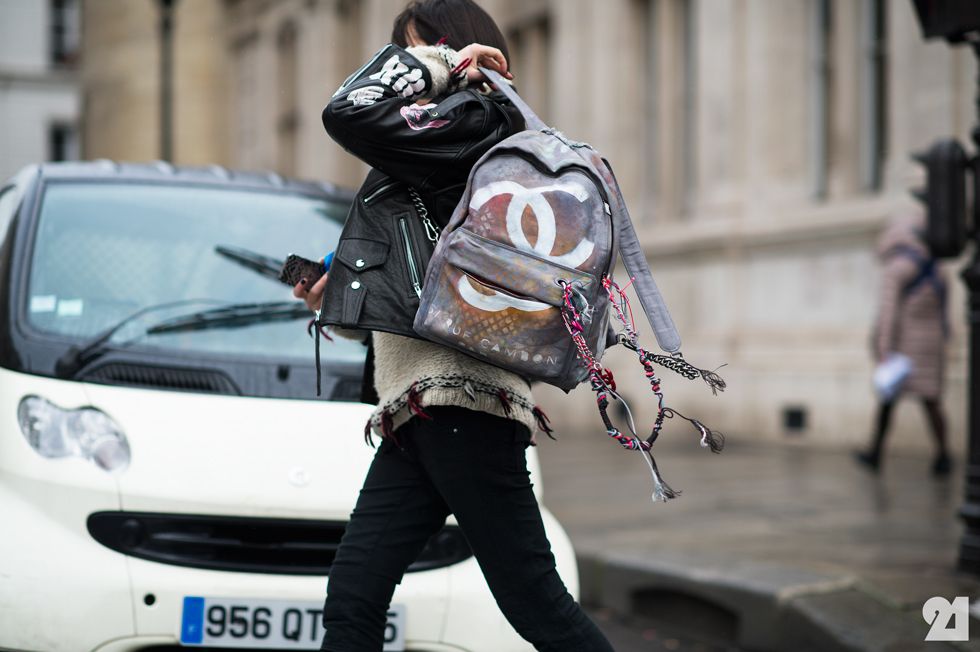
[26,181,361,364]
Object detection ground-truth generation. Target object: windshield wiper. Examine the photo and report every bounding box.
[54,298,227,379]
[54,300,308,379]
[214,245,283,282]
[144,301,310,335]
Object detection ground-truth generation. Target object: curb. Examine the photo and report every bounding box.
[578,550,980,652]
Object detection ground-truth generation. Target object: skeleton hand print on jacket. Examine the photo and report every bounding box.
[333,43,467,108]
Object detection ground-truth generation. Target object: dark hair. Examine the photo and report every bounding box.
[391,0,510,67]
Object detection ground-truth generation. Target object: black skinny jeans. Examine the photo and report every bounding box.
[320,405,613,652]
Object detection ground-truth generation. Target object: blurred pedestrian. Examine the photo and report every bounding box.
[854,211,951,476]
[293,1,614,650]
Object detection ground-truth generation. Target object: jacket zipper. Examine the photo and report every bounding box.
[362,181,401,205]
[399,218,423,298]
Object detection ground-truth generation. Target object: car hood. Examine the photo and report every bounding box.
[82,382,378,521]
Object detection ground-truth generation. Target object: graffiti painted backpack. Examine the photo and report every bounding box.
[413,68,726,501]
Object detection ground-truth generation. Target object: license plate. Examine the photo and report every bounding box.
[179,596,406,650]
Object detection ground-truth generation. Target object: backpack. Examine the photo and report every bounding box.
[413,68,726,502]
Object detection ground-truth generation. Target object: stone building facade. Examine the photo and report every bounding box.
[80,0,976,452]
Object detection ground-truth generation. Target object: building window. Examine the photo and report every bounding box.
[277,21,300,177]
[49,123,79,162]
[860,0,887,192]
[808,0,832,200]
[507,15,552,123]
[50,0,80,67]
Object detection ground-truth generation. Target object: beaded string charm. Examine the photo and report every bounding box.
[602,277,726,455]
[558,279,679,502]
[558,276,726,504]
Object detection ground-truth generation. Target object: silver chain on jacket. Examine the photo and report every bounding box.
[409,187,441,243]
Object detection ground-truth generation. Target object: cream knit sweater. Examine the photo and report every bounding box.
[367,331,541,439]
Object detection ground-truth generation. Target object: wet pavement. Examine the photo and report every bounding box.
[537,432,980,651]
[587,606,744,652]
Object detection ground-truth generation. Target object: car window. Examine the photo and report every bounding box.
[26,182,361,364]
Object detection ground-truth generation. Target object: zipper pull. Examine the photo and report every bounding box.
[413,282,422,298]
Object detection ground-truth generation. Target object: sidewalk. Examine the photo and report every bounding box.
[537,433,980,651]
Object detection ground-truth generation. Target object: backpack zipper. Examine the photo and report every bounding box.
[398,217,423,298]
[462,270,541,302]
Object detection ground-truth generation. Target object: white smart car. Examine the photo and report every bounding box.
[0,162,578,652]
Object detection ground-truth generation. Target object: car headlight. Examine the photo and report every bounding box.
[17,395,130,473]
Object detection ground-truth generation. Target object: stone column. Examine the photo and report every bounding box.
[742,0,809,210]
[81,0,159,161]
[693,0,745,219]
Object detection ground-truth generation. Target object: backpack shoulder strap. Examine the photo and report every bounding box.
[601,158,682,354]
[481,67,682,353]
[479,67,548,131]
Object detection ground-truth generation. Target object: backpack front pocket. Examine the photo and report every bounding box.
[414,228,599,383]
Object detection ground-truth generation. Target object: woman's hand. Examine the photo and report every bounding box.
[456,43,513,83]
[292,270,329,313]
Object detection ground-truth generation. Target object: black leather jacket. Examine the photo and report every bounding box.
[318,44,524,341]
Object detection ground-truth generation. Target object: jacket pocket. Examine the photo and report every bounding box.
[335,238,389,272]
[330,238,389,328]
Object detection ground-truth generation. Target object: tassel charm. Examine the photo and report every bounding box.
[693,418,725,453]
[643,449,680,503]
[661,407,725,454]
[646,352,727,395]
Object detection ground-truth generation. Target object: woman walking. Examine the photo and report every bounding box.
[294,1,615,650]
[855,211,951,476]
